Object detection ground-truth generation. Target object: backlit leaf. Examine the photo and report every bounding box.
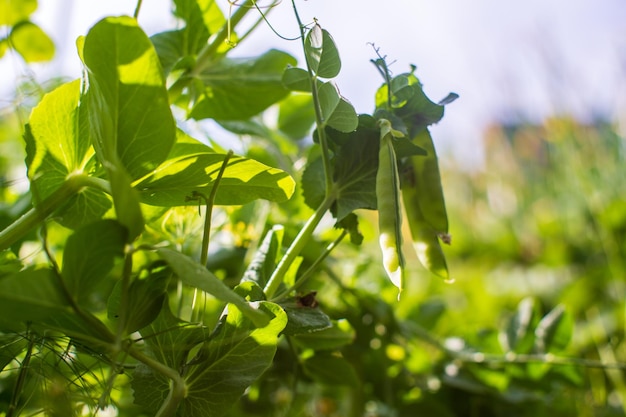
[304,25,341,79]
[10,21,54,62]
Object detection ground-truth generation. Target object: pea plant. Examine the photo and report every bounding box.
[0,0,456,416]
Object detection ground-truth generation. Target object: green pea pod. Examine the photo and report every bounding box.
[376,119,405,295]
[409,129,448,234]
[401,129,450,280]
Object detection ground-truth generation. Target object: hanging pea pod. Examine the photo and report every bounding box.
[401,128,450,280]
[376,119,405,295]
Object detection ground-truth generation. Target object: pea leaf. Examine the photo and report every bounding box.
[534,305,573,354]
[10,21,54,62]
[189,49,296,120]
[135,138,295,206]
[62,219,128,305]
[0,0,37,25]
[241,226,284,289]
[81,16,176,181]
[134,302,287,417]
[157,248,270,327]
[282,67,312,92]
[503,297,540,354]
[304,25,341,79]
[279,298,332,336]
[278,94,315,140]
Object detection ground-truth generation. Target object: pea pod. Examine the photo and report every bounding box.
[401,128,450,280]
[376,119,405,295]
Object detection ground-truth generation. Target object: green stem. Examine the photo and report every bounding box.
[133,0,143,19]
[200,150,233,266]
[264,193,335,298]
[271,229,347,302]
[0,173,92,251]
[128,346,186,417]
[7,333,35,417]
[291,0,333,196]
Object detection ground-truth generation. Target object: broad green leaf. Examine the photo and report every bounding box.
[134,302,286,417]
[278,94,315,140]
[0,267,110,341]
[133,302,208,411]
[135,142,295,206]
[304,25,341,79]
[10,21,55,62]
[282,67,312,92]
[28,80,88,189]
[332,120,380,220]
[0,249,22,277]
[157,248,270,327]
[56,186,113,230]
[62,219,127,304]
[81,16,176,180]
[151,29,198,75]
[241,225,284,288]
[318,81,341,123]
[301,157,326,211]
[279,297,332,336]
[291,319,354,349]
[0,0,37,25]
[326,97,358,133]
[534,305,573,353]
[107,265,170,333]
[189,49,296,120]
[302,353,359,386]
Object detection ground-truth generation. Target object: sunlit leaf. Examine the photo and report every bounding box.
[10,21,54,62]
[304,25,341,79]
[157,248,270,327]
[189,49,296,120]
[0,0,37,25]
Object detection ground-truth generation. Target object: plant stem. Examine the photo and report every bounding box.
[133,0,143,19]
[264,193,335,298]
[0,173,91,251]
[291,0,333,196]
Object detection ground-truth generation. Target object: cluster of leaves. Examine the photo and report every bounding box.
[0,0,54,62]
[0,1,457,416]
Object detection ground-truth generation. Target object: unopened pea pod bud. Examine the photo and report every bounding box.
[376,119,405,295]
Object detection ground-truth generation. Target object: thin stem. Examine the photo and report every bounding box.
[7,332,35,417]
[291,0,333,196]
[200,150,233,266]
[133,0,143,19]
[264,193,335,298]
[271,229,347,302]
[115,250,135,343]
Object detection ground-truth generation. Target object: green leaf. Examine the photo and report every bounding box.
[107,264,170,333]
[326,97,358,133]
[241,225,284,289]
[0,268,109,340]
[107,159,145,241]
[62,219,128,304]
[304,25,341,79]
[135,140,295,206]
[282,67,312,92]
[301,157,326,211]
[279,298,332,336]
[332,120,380,220]
[534,305,573,354]
[318,81,341,123]
[10,20,54,62]
[157,248,270,327]
[291,319,354,350]
[189,49,296,120]
[278,94,315,140]
[27,80,88,193]
[135,302,287,417]
[0,0,37,25]
[81,16,176,180]
[302,352,359,386]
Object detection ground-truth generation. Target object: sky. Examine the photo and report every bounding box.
[2,0,625,168]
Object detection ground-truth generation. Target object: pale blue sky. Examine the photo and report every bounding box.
[2,0,625,168]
